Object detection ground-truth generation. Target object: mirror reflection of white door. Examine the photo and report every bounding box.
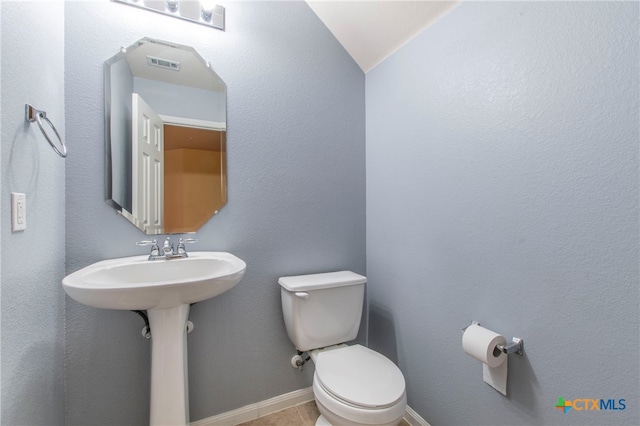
[132,93,164,234]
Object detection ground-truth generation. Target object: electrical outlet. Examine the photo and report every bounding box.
[11,192,26,232]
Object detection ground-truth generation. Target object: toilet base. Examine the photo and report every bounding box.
[314,396,404,426]
[315,414,332,426]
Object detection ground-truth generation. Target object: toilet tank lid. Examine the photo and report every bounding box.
[278,271,366,291]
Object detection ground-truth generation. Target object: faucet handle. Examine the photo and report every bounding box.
[179,238,198,244]
[136,239,159,257]
[177,238,198,255]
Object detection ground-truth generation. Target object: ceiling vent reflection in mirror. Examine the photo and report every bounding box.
[112,0,225,31]
[147,56,180,71]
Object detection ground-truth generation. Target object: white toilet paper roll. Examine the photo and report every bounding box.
[462,324,507,368]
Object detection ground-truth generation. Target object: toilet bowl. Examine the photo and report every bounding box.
[311,345,406,426]
[278,271,408,426]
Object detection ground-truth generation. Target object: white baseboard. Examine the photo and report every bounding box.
[404,405,431,426]
[190,387,430,426]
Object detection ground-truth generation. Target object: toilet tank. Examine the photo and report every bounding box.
[279,271,366,352]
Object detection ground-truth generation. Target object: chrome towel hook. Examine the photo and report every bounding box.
[25,104,67,158]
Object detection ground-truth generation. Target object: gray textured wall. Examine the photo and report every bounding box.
[366,2,639,425]
[1,1,66,424]
[64,1,364,424]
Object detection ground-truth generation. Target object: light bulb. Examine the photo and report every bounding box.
[166,0,178,13]
[200,0,216,20]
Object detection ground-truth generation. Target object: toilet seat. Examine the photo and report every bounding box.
[315,345,405,409]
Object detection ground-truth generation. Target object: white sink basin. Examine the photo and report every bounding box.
[62,251,246,310]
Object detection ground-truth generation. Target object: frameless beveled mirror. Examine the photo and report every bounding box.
[105,37,227,234]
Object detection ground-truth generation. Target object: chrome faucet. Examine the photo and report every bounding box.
[137,237,198,260]
[162,237,174,256]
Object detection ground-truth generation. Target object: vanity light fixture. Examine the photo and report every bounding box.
[112,0,225,31]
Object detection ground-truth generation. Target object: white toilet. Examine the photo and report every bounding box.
[279,271,407,426]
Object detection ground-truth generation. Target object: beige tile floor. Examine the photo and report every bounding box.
[237,401,410,426]
[238,401,320,425]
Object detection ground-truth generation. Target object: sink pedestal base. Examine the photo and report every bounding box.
[148,304,191,425]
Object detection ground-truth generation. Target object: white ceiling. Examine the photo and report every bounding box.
[125,38,226,91]
[305,0,460,73]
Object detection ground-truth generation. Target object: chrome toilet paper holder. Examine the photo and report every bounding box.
[498,337,524,356]
[462,321,524,356]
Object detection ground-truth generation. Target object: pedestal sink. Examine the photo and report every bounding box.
[62,252,246,425]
